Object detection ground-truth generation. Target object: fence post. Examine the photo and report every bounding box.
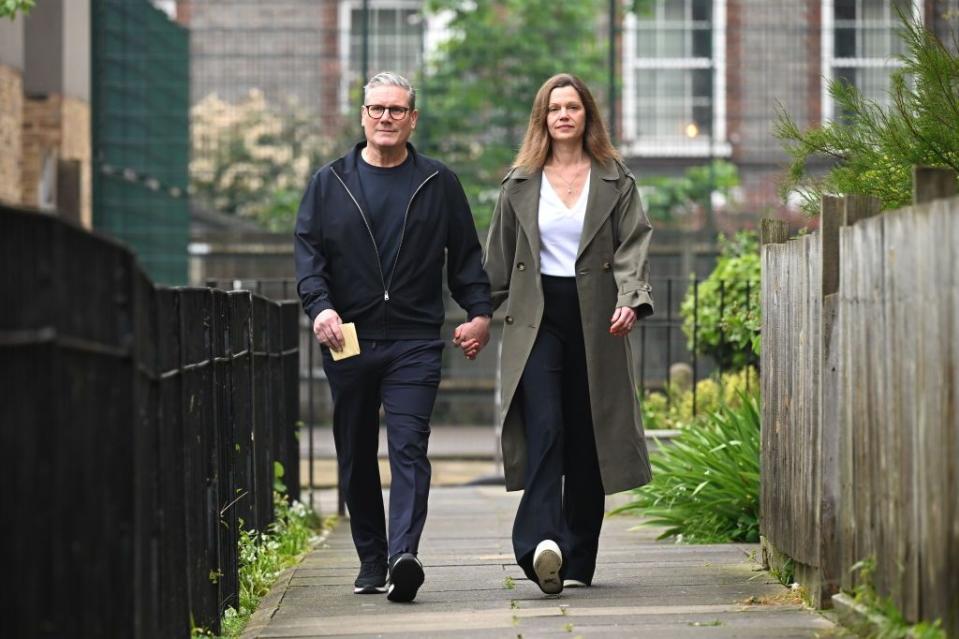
[758,217,788,573]
[760,218,788,247]
[281,301,301,502]
[912,166,957,204]
[832,195,882,599]
[816,195,844,607]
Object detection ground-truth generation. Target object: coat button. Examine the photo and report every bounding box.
[517,262,526,271]
[505,315,514,325]
[602,261,611,271]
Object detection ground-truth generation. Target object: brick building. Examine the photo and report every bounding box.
[181,0,958,224]
[0,1,91,227]
[621,0,959,213]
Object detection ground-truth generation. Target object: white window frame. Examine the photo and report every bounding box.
[622,0,729,158]
[338,0,426,113]
[821,0,923,122]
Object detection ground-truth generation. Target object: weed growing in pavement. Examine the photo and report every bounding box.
[193,488,326,638]
[846,558,946,639]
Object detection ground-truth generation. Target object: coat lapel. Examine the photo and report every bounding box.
[505,167,542,270]
[577,159,620,259]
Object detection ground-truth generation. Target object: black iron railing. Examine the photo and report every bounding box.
[1,207,299,636]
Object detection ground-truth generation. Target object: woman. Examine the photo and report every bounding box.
[465,73,654,594]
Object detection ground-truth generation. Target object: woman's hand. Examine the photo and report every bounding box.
[452,316,491,360]
[609,306,637,337]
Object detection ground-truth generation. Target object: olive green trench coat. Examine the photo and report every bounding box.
[484,158,654,495]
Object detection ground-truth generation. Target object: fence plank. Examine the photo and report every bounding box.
[179,288,220,633]
[281,301,301,502]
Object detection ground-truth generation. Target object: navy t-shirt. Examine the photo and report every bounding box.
[357,152,415,279]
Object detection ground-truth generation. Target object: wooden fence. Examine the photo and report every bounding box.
[0,206,300,637]
[759,167,958,635]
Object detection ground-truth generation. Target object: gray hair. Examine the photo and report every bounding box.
[363,72,416,110]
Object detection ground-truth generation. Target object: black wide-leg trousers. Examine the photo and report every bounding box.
[513,275,606,585]
[323,338,443,564]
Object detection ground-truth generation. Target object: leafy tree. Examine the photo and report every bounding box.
[776,12,959,216]
[190,90,355,231]
[421,0,607,227]
[680,231,760,371]
[0,0,34,19]
[639,160,739,222]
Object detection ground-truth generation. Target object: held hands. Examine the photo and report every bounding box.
[609,306,637,337]
[313,309,345,351]
[452,316,491,360]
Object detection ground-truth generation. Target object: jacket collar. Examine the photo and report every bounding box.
[334,141,437,212]
[504,157,621,262]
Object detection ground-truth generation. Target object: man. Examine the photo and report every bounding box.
[294,72,491,603]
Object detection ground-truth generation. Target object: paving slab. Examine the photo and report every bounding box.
[243,487,834,639]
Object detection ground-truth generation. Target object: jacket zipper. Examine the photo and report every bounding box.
[330,169,389,300]
[331,167,440,337]
[386,171,439,296]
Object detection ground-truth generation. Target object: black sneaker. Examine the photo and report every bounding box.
[353,561,387,594]
[387,553,424,603]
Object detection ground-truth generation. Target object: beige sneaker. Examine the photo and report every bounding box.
[532,540,563,595]
[563,579,588,588]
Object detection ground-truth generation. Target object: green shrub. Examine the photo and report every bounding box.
[616,391,761,544]
[680,231,761,370]
[776,13,959,216]
[642,367,759,431]
[210,493,324,637]
[639,160,740,223]
[0,0,34,19]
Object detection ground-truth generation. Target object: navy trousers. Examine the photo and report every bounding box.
[513,275,606,585]
[322,338,444,564]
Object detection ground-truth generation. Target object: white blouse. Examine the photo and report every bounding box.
[538,170,590,277]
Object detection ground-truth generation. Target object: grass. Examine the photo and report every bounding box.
[612,391,761,543]
[193,490,328,638]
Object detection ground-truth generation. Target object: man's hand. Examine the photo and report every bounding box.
[313,309,345,351]
[609,306,637,337]
[452,315,491,360]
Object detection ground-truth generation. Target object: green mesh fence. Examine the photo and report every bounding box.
[92,0,190,285]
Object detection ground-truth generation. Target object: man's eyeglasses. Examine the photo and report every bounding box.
[364,104,411,120]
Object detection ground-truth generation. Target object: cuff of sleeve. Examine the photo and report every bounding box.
[616,287,654,320]
[307,300,334,323]
[467,302,493,321]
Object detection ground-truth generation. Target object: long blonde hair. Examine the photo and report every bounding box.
[513,73,620,171]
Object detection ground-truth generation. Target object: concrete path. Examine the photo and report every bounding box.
[244,487,837,639]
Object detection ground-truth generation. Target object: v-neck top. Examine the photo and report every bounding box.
[538,170,590,277]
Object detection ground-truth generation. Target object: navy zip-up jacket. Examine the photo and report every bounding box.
[294,142,492,340]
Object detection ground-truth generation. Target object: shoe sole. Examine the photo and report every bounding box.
[563,579,589,588]
[353,584,387,594]
[533,548,563,595]
[387,557,424,603]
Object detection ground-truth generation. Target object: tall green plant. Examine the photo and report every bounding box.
[680,231,761,370]
[776,13,959,216]
[613,392,761,544]
[422,0,606,227]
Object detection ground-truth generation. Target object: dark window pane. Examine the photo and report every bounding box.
[835,66,856,85]
[836,0,856,21]
[835,27,856,58]
[692,0,712,22]
[692,68,711,98]
[693,104,712,135]
[693,27,711,57]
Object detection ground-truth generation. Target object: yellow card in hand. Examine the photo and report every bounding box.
[330,322,361,361]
